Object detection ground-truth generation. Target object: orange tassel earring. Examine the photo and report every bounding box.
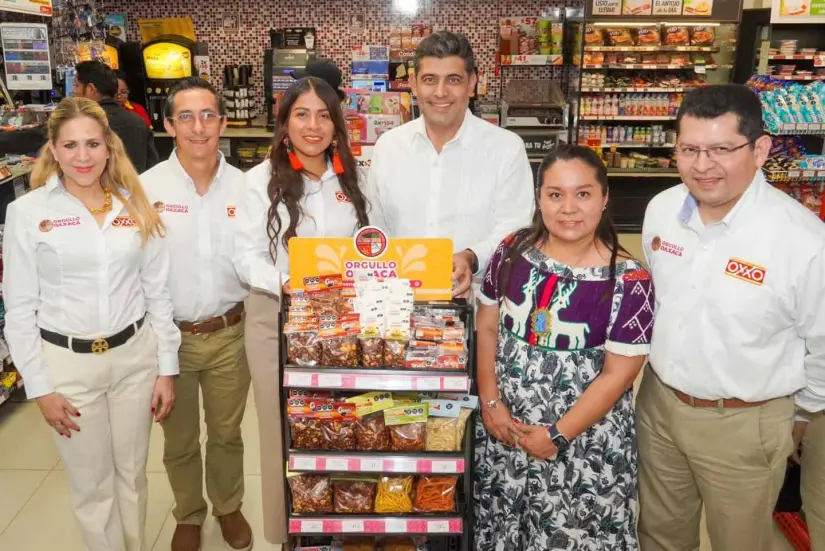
[331,140,345,175]
[284,137,304,171]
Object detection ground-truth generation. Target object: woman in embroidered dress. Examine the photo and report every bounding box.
[473,144,654,551]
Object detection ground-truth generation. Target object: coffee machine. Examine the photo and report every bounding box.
[141,34,196,131]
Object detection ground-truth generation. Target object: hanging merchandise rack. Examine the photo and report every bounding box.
[277,233,478,551]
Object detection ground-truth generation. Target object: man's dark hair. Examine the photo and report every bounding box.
[677,84,765,143]
[413,31,475,76]
[75,60,118,98]
[164,76,226,118]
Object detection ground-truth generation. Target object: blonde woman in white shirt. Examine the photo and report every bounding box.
[234,77,371,545]
[2,97,179,551]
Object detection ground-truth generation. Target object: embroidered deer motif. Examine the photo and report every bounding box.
[546,280,590,349]
[501,267,542,338]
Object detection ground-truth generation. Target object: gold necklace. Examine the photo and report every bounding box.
[88,189,112,215]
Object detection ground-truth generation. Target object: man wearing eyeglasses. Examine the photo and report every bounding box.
[638,84,825,551]
[140,77,252,551]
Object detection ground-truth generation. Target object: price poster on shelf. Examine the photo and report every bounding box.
[0,0,52,16]
[0,23,53,91]
[653,0,685,15]
[288,227,454,301]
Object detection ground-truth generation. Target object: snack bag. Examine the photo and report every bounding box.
[636,26,661,45]
[606,28,634,46]
[316,401,358,450]
[664,26,689,45]
[284,322,322,366]
[304,274,345,317]
[374,476,414,513]
[690,26,715,46]
[384,338,408,368]
[413,476,458,513]
[288,473,333,513]
[333,476,378,514]
[288,397,325,449]
[584,24,604,45]
[424,399,463,451]
[359,335,384,368]
[384,403,428,452]
[354,411,392,451]
[320,318,361,368]
[436,342,468,370]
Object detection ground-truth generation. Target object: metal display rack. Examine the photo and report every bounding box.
[279,299,477,551]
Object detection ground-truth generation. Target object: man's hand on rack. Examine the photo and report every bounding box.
[518,424,559,460]
[36,392,80,438]
[282,281,292,296]
[452,250,476,298]
[152,375,175,423]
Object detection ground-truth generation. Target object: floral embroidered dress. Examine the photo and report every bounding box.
[473,240,654,551]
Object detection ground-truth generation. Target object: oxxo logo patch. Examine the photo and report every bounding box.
[335,191,351,203]
[112,216,137,227]
[226,205,236,218]
[724,258,766,286]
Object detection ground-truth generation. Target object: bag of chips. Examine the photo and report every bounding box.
[413,476,458,513]
[374,476,414,513]
[384,403,428,452]
[288,473,333,513]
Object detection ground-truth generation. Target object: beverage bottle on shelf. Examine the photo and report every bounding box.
[618,95,625,116]
[601,126,608,143]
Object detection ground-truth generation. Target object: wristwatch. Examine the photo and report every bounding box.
[547,424,571,452]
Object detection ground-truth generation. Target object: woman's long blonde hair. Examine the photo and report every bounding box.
[30,97,164,245]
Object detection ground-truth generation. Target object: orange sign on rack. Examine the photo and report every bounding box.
[288,226,453,301]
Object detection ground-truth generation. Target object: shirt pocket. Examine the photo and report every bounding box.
[708,272,785,343]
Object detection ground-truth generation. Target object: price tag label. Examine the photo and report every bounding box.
[326,458,349,471]
[416,377,441,391]
[301,520,323,533]
[291,456,318,470]
[798,123,810,131]
[388,459,418,472]
[427,521,450,533]
[354,376,377,390]
[695,66,706,74]
[286,372,313,387]
[342,520,365,533]
[789,170,802,178]
[360,458,383,471]
[812,123,823,131]
[804,170,816,178]
[431,460,458,473]
[385,519,406,533]
[317,374,342,388]
[817,170,825,178]
[442,378,467,391]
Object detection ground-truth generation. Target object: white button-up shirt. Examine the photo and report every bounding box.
[141,152,247,322]
[233,159,360,295]
[366,110,534,274]
[642,171,825,411]
[2,174,181,399]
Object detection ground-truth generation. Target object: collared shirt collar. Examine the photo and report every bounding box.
[169,149,226,190]
[412,109,474,151]
[677,169,765,231]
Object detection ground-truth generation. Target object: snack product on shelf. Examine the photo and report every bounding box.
[305,274,346,317]
[289,473,334,513]
[354,411,392,451]
[691,26,715,46]
[385,403,429,452]
[413,476,458,513]
[333,477,378,513]
[585,25,604,45]
[374,476,415,513]
[636,26,661,46]
[360,336,384,368]
[284,322,322,366]
[606,28,634,46]
[319,402,358,450]
[320,317,361,368]
[664,26,689,46]
[383,338,408,368]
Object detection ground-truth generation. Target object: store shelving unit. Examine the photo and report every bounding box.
[279,300,476,551]
[565,0,743,231]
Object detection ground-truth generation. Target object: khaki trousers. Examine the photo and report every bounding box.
[637,367,794,551]
[44,322,158,551]
[161,321,250,525]
[244,290,288,544]
[803,412,825,550]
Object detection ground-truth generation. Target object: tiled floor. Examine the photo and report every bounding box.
[0,387,797,551]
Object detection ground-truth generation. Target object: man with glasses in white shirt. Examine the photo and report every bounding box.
[141,77,251,551]
[638,84,825,551]
[367,31,533,295]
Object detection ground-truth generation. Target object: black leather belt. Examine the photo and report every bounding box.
[40,317,145,354]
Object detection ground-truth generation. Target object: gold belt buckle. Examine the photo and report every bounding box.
[91,338,110,354]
